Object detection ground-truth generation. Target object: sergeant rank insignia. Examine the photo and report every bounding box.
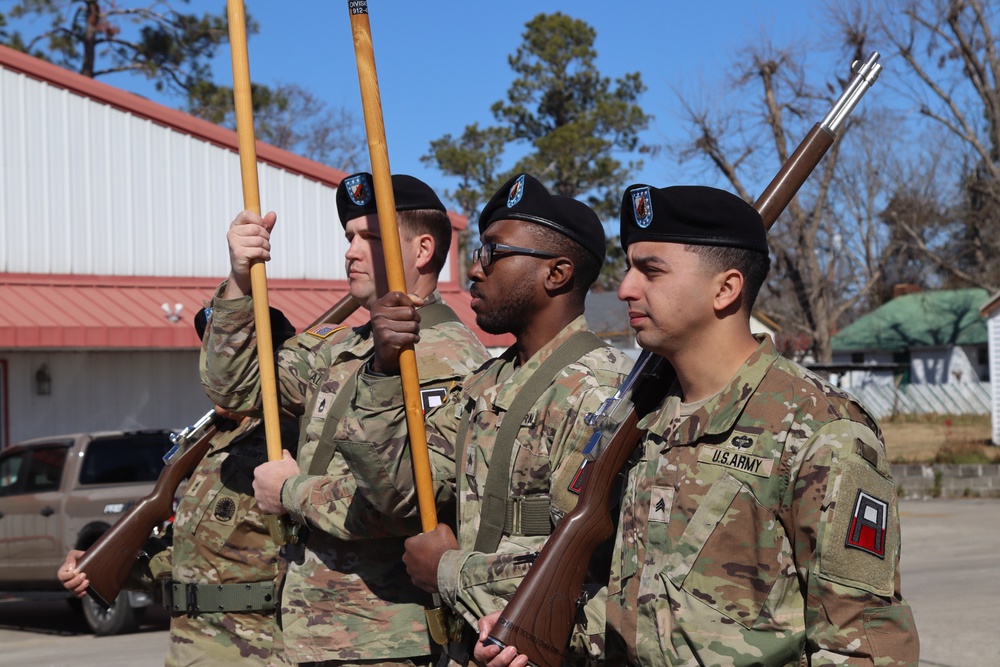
[844,489,888,558]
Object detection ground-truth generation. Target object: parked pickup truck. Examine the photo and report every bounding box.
[0,429,177,635]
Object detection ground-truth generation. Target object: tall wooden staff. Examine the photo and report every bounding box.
[346,0,438,532]
[226,0,287,541]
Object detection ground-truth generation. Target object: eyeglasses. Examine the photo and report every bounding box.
[472,242,560,268]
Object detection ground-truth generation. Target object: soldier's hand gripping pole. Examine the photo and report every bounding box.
[226,0,290,544]
[485,51,883,667]
[347,0,454,644]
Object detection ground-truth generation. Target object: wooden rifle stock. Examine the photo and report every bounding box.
[75,294,360,610]
[487,52,883,667]
[76,410,221,609]
[489,352,670,667]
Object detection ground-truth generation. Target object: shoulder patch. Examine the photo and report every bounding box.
[420,387,448,412]
[568,459,589,494]
[845,489,888,558]
[214,496,237,522]
[819,454,897,596]
[307,324,347,339]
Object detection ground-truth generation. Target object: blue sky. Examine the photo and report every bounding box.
[90,1,853,208]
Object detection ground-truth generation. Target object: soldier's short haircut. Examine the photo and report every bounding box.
[398,208,452,276]
[686,244,771,312]
[526,222,602,301]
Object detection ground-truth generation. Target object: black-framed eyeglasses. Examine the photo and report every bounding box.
[472,242,560,268]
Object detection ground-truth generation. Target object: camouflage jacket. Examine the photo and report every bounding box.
[340,316,631,642]
[200,288,489,663]
[602,336,919,666]
[167,415,297,666]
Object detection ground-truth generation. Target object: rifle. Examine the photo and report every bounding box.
[485,52,883,667]
[75,409,222,609]
[75,294,360,610]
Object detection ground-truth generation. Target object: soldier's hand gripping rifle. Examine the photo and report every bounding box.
[485,51,883,667]
[73,295,360,610]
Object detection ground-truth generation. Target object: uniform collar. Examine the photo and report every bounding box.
[469,315,591,412]
[644,334,779,446]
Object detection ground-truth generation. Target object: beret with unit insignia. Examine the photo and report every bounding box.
[336,172,447,228]
[478,173,606,263]
[619,184,768,254]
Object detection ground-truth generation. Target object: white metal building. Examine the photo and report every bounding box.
[0,45,506,447]
[981,292,1000,445]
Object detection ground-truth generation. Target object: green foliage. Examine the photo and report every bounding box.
[2,0,232,96]
[422,12,650,290]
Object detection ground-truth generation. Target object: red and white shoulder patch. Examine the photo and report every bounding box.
[845,489,888,559]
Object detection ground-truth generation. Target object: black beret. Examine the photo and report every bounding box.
[195,306,296,345]
[336,172,447,228]
[620,184,768,254]
[478,173,605,262]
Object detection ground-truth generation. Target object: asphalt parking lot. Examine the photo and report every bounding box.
[0,497,996,666]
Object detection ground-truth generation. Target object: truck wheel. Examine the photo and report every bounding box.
[82,590,145,636]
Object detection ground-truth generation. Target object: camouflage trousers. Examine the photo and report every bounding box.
[165,611,287,666]
[299,659,435,667]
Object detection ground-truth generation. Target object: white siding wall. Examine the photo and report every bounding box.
[0,64,452,282]
[830,351,898,389]
[2,350,211,445]
[912,349,951,384]
[990,315,1000,445]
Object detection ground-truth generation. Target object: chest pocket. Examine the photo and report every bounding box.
[661,472,788,629]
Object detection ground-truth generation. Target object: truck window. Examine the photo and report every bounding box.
[0,451,25,496]
[78,433,172,485]
[21,446,71,493]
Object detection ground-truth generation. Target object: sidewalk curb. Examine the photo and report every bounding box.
[891,463,1000,498]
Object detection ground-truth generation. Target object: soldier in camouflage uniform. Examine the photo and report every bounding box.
[59,307,299,667]
[479,184,920,667]
[201,172,489,667]
[338,173,632,665]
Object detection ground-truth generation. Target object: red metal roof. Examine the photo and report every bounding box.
[0,273,512,350]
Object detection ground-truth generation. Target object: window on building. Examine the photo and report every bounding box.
[852,352,865,364]
[893,350,912,385]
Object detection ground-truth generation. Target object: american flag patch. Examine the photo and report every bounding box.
[307,324,347,339]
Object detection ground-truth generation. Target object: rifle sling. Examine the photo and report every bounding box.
[307,302,461,476]
[472,331,605,554]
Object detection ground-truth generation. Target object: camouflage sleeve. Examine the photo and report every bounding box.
[200,286,319,417]
[439,380,621,623]
[336,371,463,518]
[336,320,487,519]
[280,468,423,540]
[122,541,171,592]
[792,419,919,666]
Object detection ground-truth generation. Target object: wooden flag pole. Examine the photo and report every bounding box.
[347,0,437,532]
[225,1,283,465]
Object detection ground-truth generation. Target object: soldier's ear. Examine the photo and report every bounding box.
[543,257,574,293]
[714,268,745,313]
[412,233,435,271]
